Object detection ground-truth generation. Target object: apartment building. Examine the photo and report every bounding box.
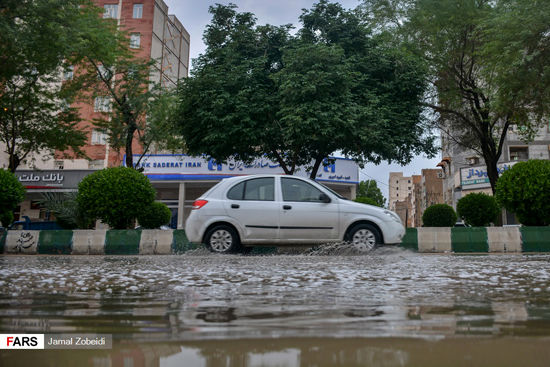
[437,123,550,224]
[3,0,190,222]
[389,169,443,227]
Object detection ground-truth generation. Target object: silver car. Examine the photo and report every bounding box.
[185,174,405,253]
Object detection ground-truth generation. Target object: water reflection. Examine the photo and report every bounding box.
[3,337,550,367]
[1,251,550,364]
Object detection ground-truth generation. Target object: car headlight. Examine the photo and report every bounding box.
[384,210,402,223]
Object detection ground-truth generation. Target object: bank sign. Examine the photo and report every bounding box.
[460,162,517,189]
[130,155,359,183]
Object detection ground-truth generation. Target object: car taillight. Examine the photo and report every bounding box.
[192,199,208,210]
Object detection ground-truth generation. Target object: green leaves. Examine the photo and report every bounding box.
[495,160,550,226]
[0,169,25,213]
[356,180,387,207]
[457,193,500,227]
[77,167,156,229]
[175,1,435,178]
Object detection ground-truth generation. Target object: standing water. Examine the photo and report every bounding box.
[1,247,550,366]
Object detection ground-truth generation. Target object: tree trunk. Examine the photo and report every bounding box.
[8,154,20,173]
[125,124,137,169]
[309,156,324,180]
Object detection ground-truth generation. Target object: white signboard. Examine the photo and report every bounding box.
[460,161,517,189]
[131,155,359,184]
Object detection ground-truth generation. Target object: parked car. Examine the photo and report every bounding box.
[8,216,62,230]
[185,174,405,253]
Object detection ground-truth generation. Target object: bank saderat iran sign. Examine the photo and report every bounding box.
[460,162,517,189]
[131,154,359,183]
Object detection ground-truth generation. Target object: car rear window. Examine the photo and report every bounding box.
[227,178,274,201]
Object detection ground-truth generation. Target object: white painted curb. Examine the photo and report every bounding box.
[417,227,452,253]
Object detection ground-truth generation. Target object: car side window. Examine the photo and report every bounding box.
[281,177,324,202]
[227,178,274,201]
[227,182,244,200]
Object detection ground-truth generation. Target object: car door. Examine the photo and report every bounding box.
[223,177,280,242]
[278,177,340,242]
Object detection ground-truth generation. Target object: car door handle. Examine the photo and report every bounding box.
[231,204,240,209]
[283,205,292,210]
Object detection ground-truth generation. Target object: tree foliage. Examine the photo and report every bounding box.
[356,180,386,207]
[175,1,436,178]
[77,167,155,229]
[0,168,25,213]
[361,0,550,193]
[457,192,500,227]
[422,203,457,227]
[38,192,94,229]
[137,202,172,229]
[0,0,102,171]
[495,160,550,226]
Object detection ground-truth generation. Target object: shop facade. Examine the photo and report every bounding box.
[14,155,360,228]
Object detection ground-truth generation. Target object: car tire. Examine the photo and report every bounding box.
[204,225,241,254]
[346,223,382,252]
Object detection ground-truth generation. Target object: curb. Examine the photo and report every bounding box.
[398,226,550,253]
[2,229,196,255]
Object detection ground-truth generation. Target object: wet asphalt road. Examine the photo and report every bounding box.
[2,247,550,366]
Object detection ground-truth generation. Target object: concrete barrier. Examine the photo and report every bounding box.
[4,230,40,254]
[487,227,522,252]
[451,227,488,253]
[1,227,550,255]
[520,227,550,252]
[72,230,107,254]
[417,227,452,253]
[400,226,550,253]
[140,230,173,254]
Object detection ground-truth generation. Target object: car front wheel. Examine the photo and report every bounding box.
[204,225,241,254]
[346,224,382,252]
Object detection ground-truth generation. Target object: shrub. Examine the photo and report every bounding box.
[137,202,172,229]
[422,204,457,227]
[38,192,94,229]
[495,160,550,226]
[0,211,14,227]
[0,169,25,212]
[457,193,500,227]
[354,196,380,206]
[77,167,156,229]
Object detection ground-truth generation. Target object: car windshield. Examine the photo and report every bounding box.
[313,180,347,200]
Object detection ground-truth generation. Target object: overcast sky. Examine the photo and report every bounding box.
[163,0,441,199]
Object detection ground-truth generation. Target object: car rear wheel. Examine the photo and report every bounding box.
[205,225,241,254]
[346,224,382,252]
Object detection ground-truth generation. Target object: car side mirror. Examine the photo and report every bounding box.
[319,193,331,203]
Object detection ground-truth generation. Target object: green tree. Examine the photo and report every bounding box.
[356,180,386,207]
[495,160,550,226]
[137,202,172,229]
[457,193,500,227]
[0,169,25,214]
[38,192,94,229]
[361,0,550,193]
[0,0,103,171]
[422,204,457,227]
[77,167,155,229]
[175,2,436,178]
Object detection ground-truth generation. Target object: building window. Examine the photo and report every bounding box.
[97,65,113,80]
[93,96,111,112]
[130,33,141,49]
[509,146,528,161]
[133,4,143,19]
[103,4,118,19]
[91,129,108,145]
[63,65,73,80]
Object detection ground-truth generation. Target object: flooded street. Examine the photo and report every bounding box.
[2,247,550,366]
